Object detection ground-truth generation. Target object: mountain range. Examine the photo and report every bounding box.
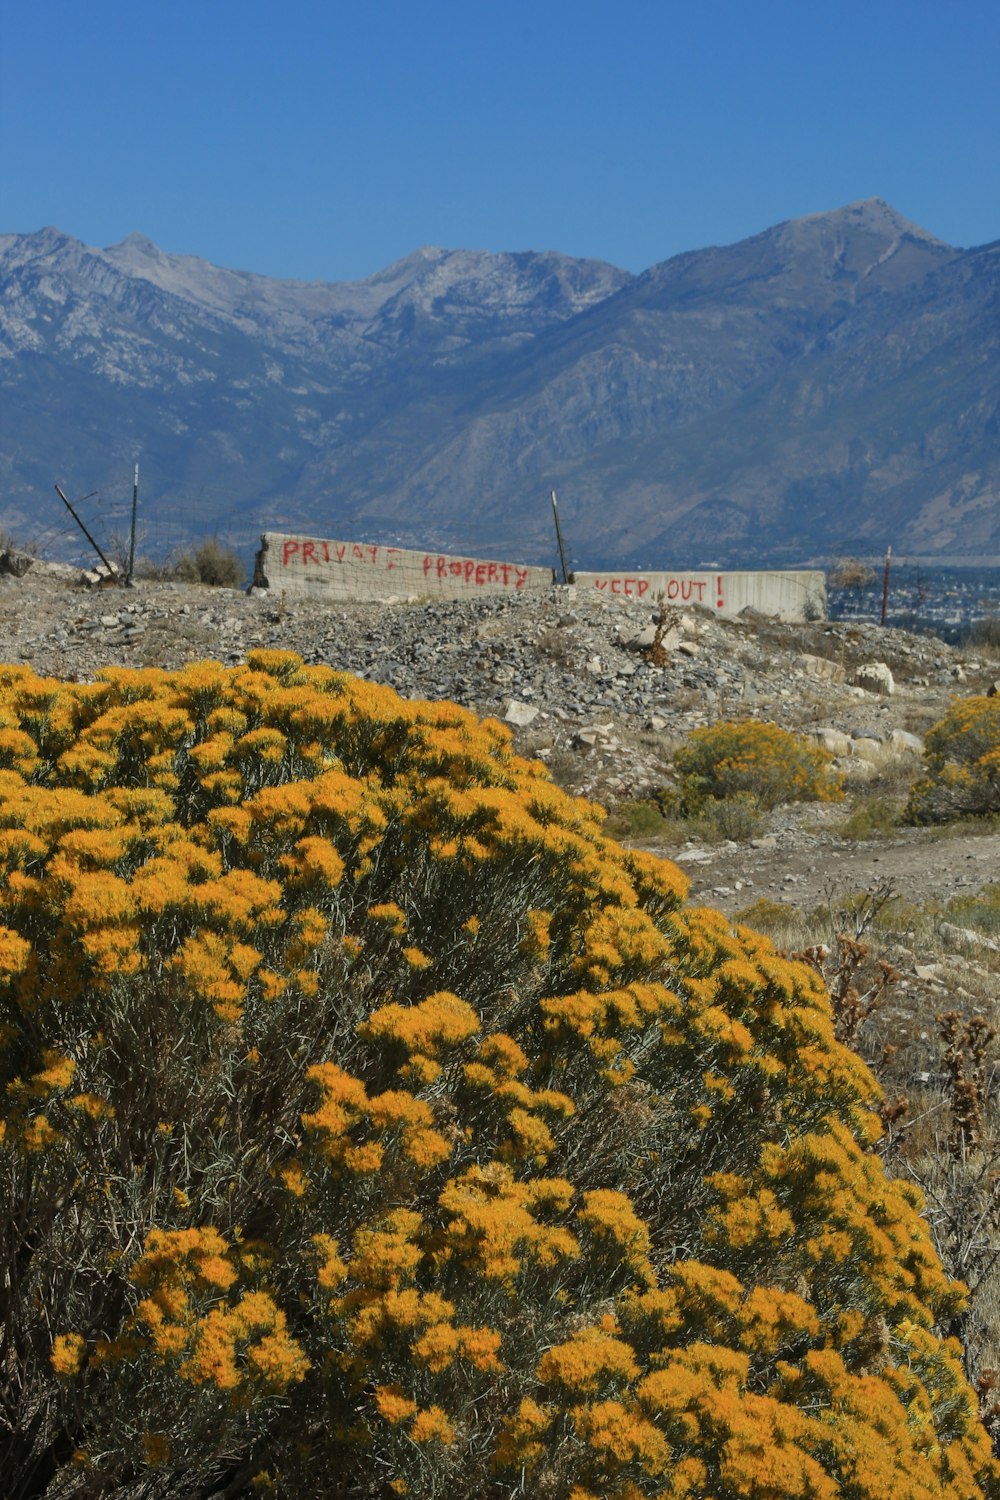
[1,199,998,569]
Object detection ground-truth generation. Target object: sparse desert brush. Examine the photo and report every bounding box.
[733,895,803,940]
[171,536,246,588]
[828,556,877,592]
[673,717,843,813]
[837,794,901,841]
[603,796,672,841]
[908,695,1000,823]
[947,881,1000,936]
[0,654,997,1498]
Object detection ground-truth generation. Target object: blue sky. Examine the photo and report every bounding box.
[2,0,998,282]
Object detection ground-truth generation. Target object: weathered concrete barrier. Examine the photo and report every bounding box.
[254,533,554,600]
[570,568,826,622]
[253,534,825,620]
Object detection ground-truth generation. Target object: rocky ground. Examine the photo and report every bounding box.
[2,557,999,933]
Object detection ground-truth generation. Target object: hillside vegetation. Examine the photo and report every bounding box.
[1,653,998,1498]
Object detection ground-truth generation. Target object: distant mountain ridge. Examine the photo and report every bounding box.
[1,201,998,568]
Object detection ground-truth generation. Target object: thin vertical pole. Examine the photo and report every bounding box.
[127,463,139,585]
[880,544,892,627]
[550,489,569,584]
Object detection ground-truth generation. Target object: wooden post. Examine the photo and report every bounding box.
[880,545,892,627]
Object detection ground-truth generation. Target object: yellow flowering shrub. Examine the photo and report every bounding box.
[907,694,1000,821]
[674,717,843,812]
[0,654,996,1498]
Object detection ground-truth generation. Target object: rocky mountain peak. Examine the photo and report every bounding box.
[357,243,631,329]
[624,198,957,324]
[792,197,950,246]
[108,230,162,257]
[764,197,956,282]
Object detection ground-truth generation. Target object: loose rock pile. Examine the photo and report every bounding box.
[0,560,994,807]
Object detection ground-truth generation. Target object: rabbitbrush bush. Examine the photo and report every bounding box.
[907,694,1000,823]
[0,653,996,1499]
[673,719,842,815]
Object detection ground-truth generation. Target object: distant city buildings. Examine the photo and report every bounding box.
[829,566,1000,641]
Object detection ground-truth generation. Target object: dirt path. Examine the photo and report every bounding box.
[655,824,1000,921]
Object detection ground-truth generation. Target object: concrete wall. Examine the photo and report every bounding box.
[254,534,825,621]
[570,568,827,622]
[255,533,554,600]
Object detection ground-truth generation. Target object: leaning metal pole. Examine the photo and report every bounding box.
[550,489,569,585]
[54,484,119,580]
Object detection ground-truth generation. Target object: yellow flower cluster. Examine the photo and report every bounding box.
[908,693,1000,821]
[459,1030,576,1164]
[302,1062,451,1177]
[130,1227,308,1392]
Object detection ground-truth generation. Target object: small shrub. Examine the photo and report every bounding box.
[884,1010,1000,1412]
[692,786,761,846]
[945,882,1000,937]
[173,537,246,588]
[673,718,843,813]
[535,627,576,667]
[808,879,904,943]
[966,615,1000,652]
[837,796,900,840]
[828,556,876,590]
[132,554,178,581]
[604,797,672,841]
[0,529,37,576]
[907,695,1000,822]
[0,528,35,557]
[607,790,762,848]
[733,896,801,940]
[644,599,680,666]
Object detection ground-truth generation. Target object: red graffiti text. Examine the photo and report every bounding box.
[279,538,531,590]
[591,573,725,609]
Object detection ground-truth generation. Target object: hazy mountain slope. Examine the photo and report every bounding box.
[1,203,997,566]
[0,227,631,545]
[343,201,971,558]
